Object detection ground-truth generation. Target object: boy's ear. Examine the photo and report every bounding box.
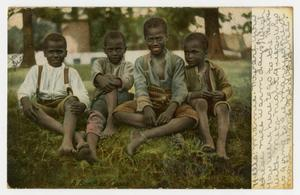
[103,47,108,54]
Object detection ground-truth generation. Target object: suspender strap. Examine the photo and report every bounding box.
[64,67,73,95]
[36,65,43,99]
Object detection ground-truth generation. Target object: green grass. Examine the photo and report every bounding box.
[7,60,251,188]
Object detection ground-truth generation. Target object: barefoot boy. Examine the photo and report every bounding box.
[113,17,198,156]
[17,33,90,156]
[183,33,233,159]
[81,31,134,163]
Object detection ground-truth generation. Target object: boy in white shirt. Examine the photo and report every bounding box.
[17,33,90,156]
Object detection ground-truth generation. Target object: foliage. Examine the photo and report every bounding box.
[7,59,251,188]
[230,12,252,34]
[8,27,23,53]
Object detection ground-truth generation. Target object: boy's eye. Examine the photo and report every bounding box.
[48,50,64,54]
[146,36,164,43]
[185,50,204,55]
[106,48,124,53]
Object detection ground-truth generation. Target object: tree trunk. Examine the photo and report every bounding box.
[204,8,225,59]
[21,8,36,68]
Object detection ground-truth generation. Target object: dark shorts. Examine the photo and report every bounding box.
[34,95,76,117]
[91,91,134,118]
[113,100,199,125]
[86,91,133,136]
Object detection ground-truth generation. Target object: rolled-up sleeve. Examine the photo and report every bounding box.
[134,57,152,112]
[215,66,233,100]
[171,58,188,105]
[119,62,134,91]
[17,65,38,102]
[70,68,90,109]
[91,58,105,88]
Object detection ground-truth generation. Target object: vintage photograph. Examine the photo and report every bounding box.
[7,7,251,188]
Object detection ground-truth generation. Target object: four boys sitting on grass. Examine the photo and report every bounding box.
[17,17,232,162]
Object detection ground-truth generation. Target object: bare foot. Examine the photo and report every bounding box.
[216,139,229,160]
[58,141,76,156]
[76,142,91,160]
[87,149,99,164]
[126,130,146,156]
[100,116,117,139]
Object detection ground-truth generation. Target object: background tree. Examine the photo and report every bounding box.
[204,8,225,59]
[20,8,36,68]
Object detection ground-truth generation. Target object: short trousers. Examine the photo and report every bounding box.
[34,95,77,117]
[189,98,231,116]
[86,91,133,136]
[113,100,199,125]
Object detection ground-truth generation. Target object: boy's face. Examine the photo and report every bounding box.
[184,40,206,67]
[145,27,167,56]
[104,38,126,65]
[44,40,67,67]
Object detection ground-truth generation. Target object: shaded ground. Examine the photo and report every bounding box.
[7,59,251,188]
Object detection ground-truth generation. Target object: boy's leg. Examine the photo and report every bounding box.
[127,117,195,155]
[114,112,146,128]
[215,103,230,159]
[58,97,81,155]
[190,98,215,150]
[83,110,106,163]
[101,89,118,137]
[30,104,86,152]
[86,133,99,163]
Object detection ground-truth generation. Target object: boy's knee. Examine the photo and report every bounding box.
[191,98,208,111]
[64,96,79,109]
[112,112,121,121]
[215,103,229,115]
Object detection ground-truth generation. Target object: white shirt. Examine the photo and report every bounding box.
[17,63,90,108]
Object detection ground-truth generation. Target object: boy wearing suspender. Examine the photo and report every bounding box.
[17,33,90,157]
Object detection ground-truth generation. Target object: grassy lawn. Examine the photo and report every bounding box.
[7,59,251,188]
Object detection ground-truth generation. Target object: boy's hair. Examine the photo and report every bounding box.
[43,33,67,49]
[143,17,167,37]
[184,33,208,53]
[103,31,126,47]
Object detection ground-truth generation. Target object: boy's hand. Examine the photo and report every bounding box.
[96,75,121,93]
[211,91,225,101]
[143,106,156,127]
[156,102,177,126]
[201,90,214,99]
[70,101,86,115]
[189,90,213,102]
[21,97,38,121]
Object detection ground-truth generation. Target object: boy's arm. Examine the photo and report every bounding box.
[170,57,188,106]
[91,58,105,87]
[118,61,134,91]
[187,90,213,102]
[156,58,186,125]
[20,96,38,121]
[17,65,38,104]
[69,69,90,109]
[92,58,120,92]
[214,66,233,100]
[134,57,152,112]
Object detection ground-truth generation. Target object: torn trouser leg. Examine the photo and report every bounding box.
[86,110,106,137]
